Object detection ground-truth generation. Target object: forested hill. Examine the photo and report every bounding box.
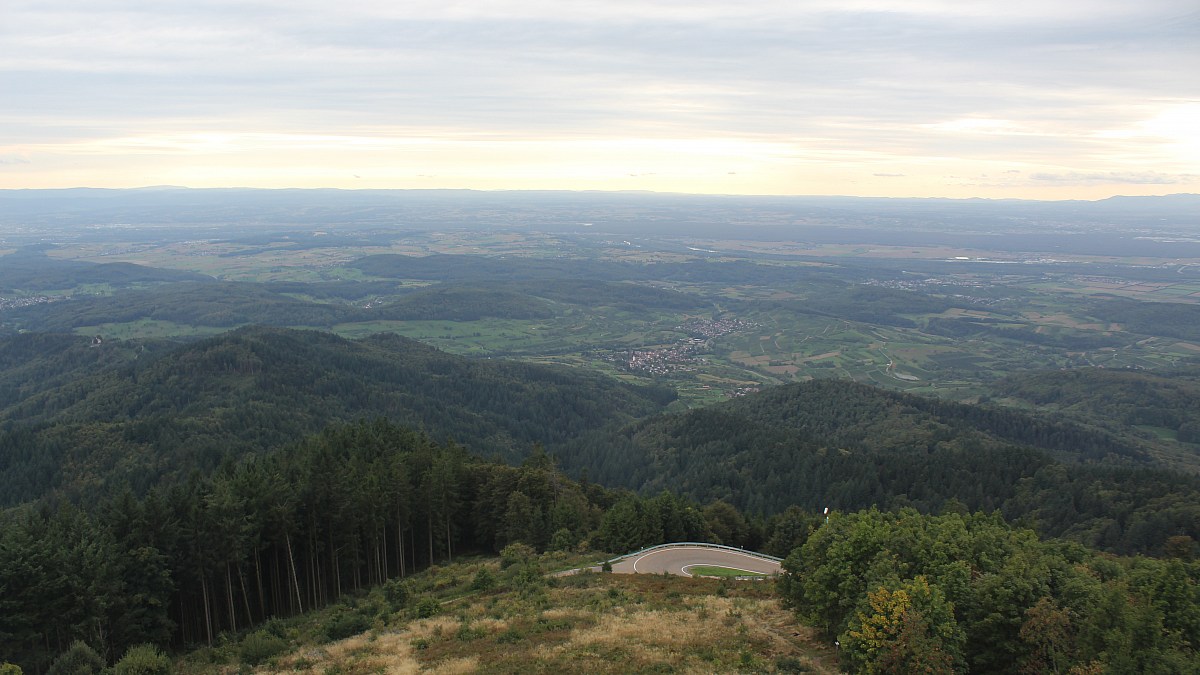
[0,250,208,292]
[993,367,1200,446]
[0,327,674,506]
[1,276,710,334]
[561,379,1200,555]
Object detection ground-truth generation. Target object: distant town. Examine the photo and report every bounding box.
[601,317,760,375]
[0,296,59,312]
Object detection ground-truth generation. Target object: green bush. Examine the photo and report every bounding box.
[500,543,536,569]
[260,618,287,639]
[323,611,371,642]
[0,664,23,675]
[113,644,171,675]
[47,641,103,675]
[470,567,497,592]
[413,596,441,619]
[549,528,576,552]
[383,578,411,609]
[238,630,287,666]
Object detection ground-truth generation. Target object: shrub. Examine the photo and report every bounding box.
[496,628,525,644]
[470,567,497,592]
[323,611,371,642]
[500,543,536,569]
[455,623,486,642]
[260,618,287,639]
[113,644,171,675]
[47,641,103,675]
[238,630,287,666]
[0,664,23,675]
[413,596,441,619]
[549,528,576,552]
[383,578,411,609]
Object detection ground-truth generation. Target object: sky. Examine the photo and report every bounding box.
[1,0,1197,199]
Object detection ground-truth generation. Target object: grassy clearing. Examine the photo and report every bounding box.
[177,552,835,674]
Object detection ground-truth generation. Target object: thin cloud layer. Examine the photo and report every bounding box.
[2,0,1197,197]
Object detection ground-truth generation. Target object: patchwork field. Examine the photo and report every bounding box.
[6,228,1196,405]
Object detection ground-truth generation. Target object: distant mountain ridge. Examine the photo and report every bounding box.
[0,250,208,292]
[2,187,1195,232]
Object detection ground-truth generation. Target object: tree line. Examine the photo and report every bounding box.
[0,327,672,507]
[779,507,1200,673]
[0,419,774,674]
[562,379,1200,556]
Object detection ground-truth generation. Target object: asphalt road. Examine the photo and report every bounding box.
[610,546,781,577]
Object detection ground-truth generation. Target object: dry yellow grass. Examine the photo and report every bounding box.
[426,657,480,673]
[249,570,835,674]
[270,631,421,674]
[521,593,835,674]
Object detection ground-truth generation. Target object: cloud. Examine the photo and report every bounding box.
[1,0,1196,197]
[873,173,905,177]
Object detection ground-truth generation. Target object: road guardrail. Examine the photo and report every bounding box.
[603,541,783,565]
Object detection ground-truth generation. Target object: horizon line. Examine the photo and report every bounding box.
[3,185,1198,204]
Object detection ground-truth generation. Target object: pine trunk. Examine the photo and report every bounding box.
[285,532,304,614]
[200,572,213,646]
[398,525,406,577]
[226,563,237,633]
[238,563,254,624]
[254,548,266,619]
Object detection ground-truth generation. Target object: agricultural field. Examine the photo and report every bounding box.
[7,227,1199,406]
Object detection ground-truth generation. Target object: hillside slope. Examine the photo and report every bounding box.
[0,327,673,505]
[561,379,1200,554]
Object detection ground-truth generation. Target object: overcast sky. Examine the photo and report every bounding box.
[2,0,1197,198]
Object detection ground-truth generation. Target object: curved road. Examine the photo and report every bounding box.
[611,546,781,577]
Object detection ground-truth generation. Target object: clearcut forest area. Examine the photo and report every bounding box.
[2,190,1200,674]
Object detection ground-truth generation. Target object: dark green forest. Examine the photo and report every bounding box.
[994,367,1200,441]
[3,329,1197,557]
[1089,298,1200,342]
[3,245,1200,673]
[0,251,207,293]
[779,508,1200,673]
[0,328,673,506]
[0,418,771,673]
[1,270,711,334]
[4,418,1199,674]
[562,380,1200,556]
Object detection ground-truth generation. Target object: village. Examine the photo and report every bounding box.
[0,296,59,312]
[602,316,759,375]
